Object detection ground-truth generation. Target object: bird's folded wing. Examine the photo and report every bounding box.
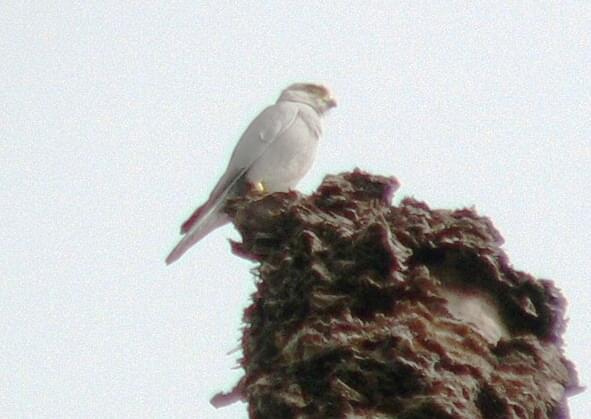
[226,102,300,170]
[180,102,299,235]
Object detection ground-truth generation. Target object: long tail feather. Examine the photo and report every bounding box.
[180,189,223,234]
[167,168,247,265]
[180,202,208,234]
[166,210,229,264]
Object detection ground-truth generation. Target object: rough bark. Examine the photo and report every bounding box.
[213,170,581,419]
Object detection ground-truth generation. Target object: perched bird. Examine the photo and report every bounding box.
[166,83,337,264]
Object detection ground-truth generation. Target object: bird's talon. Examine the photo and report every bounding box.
[253,181,266,194]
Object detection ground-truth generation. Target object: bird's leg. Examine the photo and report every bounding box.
[253,181,266,194]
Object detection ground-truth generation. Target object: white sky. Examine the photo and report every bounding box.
[1,2,589,418]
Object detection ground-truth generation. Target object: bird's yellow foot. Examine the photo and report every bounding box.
[253,181,266,194]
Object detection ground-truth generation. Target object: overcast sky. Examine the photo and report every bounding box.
[1,2,589,418]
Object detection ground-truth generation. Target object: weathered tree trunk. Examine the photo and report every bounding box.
[214,170,580,418]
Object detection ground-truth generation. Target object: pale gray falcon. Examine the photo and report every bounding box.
[166,83,337,264]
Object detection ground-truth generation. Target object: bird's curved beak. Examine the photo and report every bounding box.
[326,96,338,109]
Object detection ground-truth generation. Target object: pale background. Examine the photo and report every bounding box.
[1,2,589,418]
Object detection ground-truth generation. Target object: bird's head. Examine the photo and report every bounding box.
[278,83,337,114]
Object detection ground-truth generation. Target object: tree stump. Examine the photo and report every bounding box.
[213,170,581,419]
